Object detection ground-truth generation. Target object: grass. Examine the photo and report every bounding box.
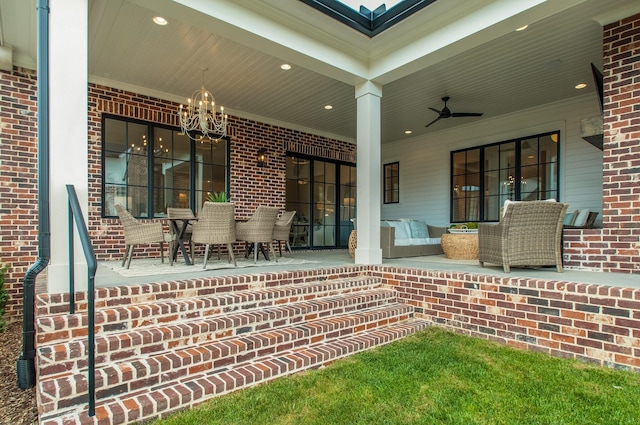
[152,327,640,425]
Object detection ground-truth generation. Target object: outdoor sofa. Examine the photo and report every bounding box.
[381,219,446,258]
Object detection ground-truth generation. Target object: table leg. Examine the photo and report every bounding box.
[170,220,193,265]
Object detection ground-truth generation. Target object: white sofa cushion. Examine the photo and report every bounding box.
[385,220,411,245]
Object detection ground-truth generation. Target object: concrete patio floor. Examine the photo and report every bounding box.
[94,249,640,290]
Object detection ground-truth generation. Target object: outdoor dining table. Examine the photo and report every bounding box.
[167,208,197,265]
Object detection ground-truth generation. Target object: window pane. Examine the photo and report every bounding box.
[102,116,230,219]
[383,162,399,204]
[195,137,228,214]
[451,132,558,222]
[286,156,311,248]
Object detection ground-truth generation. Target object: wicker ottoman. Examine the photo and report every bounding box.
[441,233,479,260]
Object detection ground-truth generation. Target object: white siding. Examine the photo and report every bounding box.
[381,94,603,226]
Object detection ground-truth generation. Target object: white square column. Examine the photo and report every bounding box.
[47,0,89,293]
[354,81,382,264]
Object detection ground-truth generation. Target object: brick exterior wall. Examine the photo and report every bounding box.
[373,266,640,371]
[601,13,640,272]
[562,13,640,273]
[0,68,39,319]
[0,74,355,319]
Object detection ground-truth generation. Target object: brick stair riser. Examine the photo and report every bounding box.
[37,303,414,416]
[37,289,397,375]
[40,320,429,425]
[36,277,383,345]
[35,271,372,316]
[37,290,396,378]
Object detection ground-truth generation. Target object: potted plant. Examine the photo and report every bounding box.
[207,192,229,202]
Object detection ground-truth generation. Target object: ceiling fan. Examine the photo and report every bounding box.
[425,96,483,128]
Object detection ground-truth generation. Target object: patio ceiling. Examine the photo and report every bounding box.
[2,0,639,144]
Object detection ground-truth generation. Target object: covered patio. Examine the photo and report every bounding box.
[0,1,639,423]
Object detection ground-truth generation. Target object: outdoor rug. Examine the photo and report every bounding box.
[101,256,319,278]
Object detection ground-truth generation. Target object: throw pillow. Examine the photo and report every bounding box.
[408,220,428,238]
[573,209,590,227]
[563,210,578,226]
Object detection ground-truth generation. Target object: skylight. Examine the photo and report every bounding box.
[300,0,436,37]
[338,1,405,13]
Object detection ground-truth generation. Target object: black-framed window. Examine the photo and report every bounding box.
[102,114,230,218]
[384,162,399,204]
[451,131,559,222]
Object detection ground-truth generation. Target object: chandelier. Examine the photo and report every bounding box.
[178,66,228,141]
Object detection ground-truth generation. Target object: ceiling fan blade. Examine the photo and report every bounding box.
[451,112,483,117]
[425,116,441,127]
[428,107,442,114]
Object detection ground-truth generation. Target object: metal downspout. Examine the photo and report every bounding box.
[17,0,49,389]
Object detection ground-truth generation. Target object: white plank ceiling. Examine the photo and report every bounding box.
[1,0,639,143]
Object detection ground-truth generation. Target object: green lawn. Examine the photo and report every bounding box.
[152,327,640,425]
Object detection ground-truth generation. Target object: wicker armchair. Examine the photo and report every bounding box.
[236,206,280,263]
[167,207,195,263]
[478,200,568,272]
[191,202,237,268]
[273,210,296,256]
[115,204,172,269]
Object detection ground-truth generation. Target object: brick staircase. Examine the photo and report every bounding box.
[35,271,429,424]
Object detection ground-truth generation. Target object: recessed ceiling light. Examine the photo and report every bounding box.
[575,83,587,89]
[516,24,528,31]
[324,105,333,110]
[404,130,412,134]
[153,16,168,26]
[280,64,291,70]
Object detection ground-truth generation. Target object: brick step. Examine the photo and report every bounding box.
[35,268,369,317]
[37,301,415,417]
[40,318,430,425]
[36,288,398,377]
[36,276,383,345]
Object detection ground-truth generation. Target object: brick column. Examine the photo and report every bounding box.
[602,13,640,273]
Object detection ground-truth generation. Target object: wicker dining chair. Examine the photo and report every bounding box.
[167,207,195,263]
[191,202,237,269]
[236,206,280,263]
[273,210,296,256]
[478,200,568,272]
[115,204,172,269]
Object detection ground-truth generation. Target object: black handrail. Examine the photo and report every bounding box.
[66,184,98,417]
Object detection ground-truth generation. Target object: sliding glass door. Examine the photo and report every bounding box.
[286,155,356,249]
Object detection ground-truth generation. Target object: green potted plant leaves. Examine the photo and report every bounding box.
[207,192,229,202]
